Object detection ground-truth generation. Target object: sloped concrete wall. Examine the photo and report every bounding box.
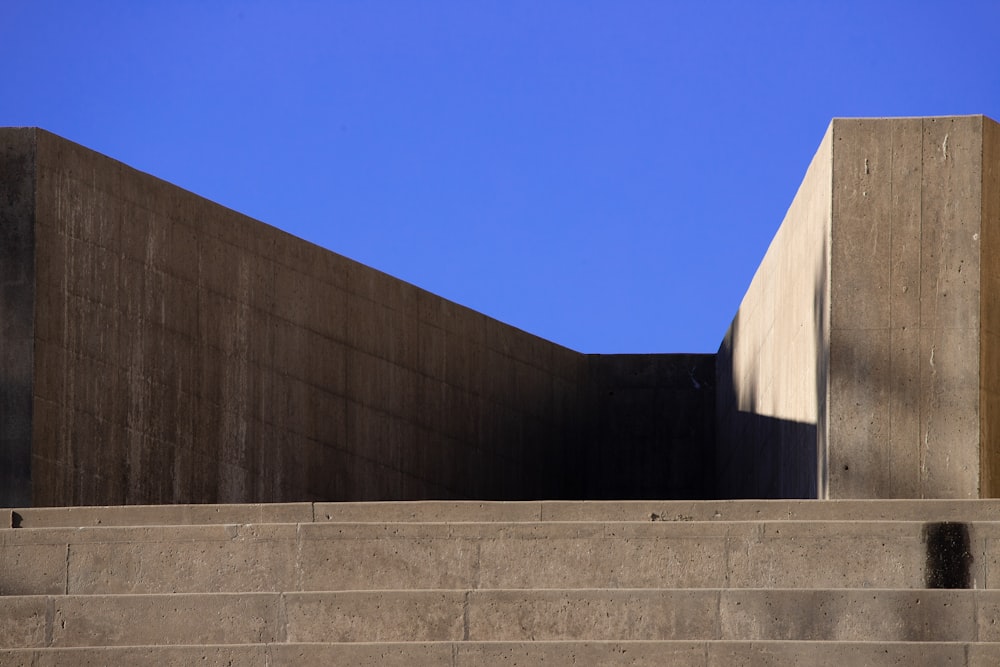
[7,128,590,504]
[1,128,711,506]
[715,125,831,498]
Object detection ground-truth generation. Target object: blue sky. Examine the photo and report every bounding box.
[5,2,1000,353]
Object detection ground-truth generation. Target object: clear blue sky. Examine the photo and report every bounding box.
[5,2,1000,353]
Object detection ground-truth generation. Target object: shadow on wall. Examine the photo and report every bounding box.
[584,353,716,499]
[714,234,829,499]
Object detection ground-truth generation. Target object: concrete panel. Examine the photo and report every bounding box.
[982,117,1000,496]
[268,643,455,667]
[0,646,268,667]
[0,128,36,508]
[0,596,47,648]
[285,591,465,642]
[10,502,312,527]
[725,521,929,589]
[49,593,281,646]
[467,589,719,640]
[0,542,67,595]
[829,117,986,499]
[65,524,298,594]
[719,589,974,641]
[296,523,479,591]
[706,641,966,666]
[477,531,730,589]
[453,641,708,666]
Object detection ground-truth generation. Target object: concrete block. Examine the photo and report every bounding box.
[973,591,1000,640]
[453,641,708,666]
[719,589,974,641]
[0,542,67,595]
[467,589,719,641]
[477,529,729,589]
[65,524,298,593]
[1,645,268,667]
[537,498,1000,522]
[8,502,313,528]
[313,500,542,523]
[268,642,455,667]
[969,643,1000,667]
[285,591,465,642]
[725,521,927,588]
[0,596,47,648]
[49,593,281,646]
[706,641,966,666]
[297,523,479,590]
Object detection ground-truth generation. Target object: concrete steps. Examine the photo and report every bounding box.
[2,589,999,645]
[2,500,998,665]
[4,641,1000,667]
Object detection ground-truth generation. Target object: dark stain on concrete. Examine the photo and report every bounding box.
[923,522,972,588]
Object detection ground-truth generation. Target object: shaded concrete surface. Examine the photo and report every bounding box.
[584,354,715,499]
[0,130,36,507]
[981,117,1000,496]
[0,127,711,506]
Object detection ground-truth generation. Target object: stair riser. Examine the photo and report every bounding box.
[12,499,1000,527]
[3,590,999,648]
[1,641,998,667]
[3,521,992,594]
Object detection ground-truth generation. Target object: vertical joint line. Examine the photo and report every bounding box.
[462,590,470,641]
[888,127,894,494]
[64,543,70,595]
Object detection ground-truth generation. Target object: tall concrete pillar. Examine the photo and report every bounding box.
[718,115,1000,498]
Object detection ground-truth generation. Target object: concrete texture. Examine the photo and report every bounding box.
[3,501,1000,662]
[7,513,1000,594]
[3,116,999,503]
[5,589,1000,646]
[0,130,36,508]
[716,124,831,499]
[4,642,995,667]
[584,354,715,499]
[15,498,1000,527]
[718,115,1000,499]
[0,127,712,506]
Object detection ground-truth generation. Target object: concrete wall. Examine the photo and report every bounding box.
[0,131,35,507]
[984,118,1000,497]
[719,115,1000,499]
[583,354,715,499]
[1,127,709,506]
[828,117,988,498]
[715,126,831,498]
